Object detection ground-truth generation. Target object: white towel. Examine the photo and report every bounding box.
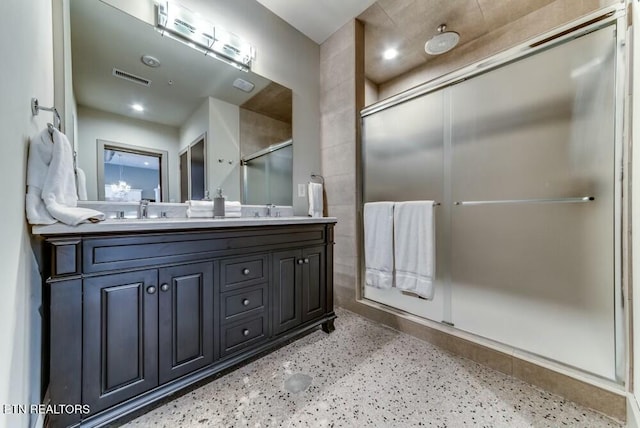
[394,201,436,299]
[186,200,212,218]
[187,209,214,218]
[225,212,242,218]
[364,202,395,289]
[75,167,88,201]
[308,182,323,217]
[26,129,104,226]
[225,201,241,212]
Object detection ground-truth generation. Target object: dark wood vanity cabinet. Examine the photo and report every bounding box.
[42,222,335,428]
[272,246,326,335]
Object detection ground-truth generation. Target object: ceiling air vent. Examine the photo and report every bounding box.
[112,68,151,87]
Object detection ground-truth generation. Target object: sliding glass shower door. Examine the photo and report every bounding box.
[361,21,619,380]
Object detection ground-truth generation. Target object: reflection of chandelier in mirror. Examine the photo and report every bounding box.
[110,154,131,198]
[155,1,255,72]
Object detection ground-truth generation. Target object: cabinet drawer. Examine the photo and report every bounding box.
[222,284,266,324]
[221,316,267,357]
[220,254,268,290]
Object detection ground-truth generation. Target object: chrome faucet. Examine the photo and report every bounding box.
[138,199,150,219]
[265,204,276,217]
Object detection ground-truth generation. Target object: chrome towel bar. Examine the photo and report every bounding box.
[454,196,595,206]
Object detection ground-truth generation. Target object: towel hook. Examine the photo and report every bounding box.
[31,98,62,133]
[310,174,324,185]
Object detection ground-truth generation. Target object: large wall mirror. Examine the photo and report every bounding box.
[66,0,293,204]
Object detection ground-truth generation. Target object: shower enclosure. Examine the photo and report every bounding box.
[361,10,624,382]
[241,140,293,206]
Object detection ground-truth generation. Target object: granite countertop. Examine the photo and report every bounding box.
[31,216,337,236]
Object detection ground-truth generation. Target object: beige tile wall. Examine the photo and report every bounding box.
[320,20,364,300]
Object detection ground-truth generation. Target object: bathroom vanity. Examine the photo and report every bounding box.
[34,217,336,427]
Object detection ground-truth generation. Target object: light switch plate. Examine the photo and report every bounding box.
[298,184,306,197]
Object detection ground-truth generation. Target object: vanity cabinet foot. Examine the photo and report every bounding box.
[321,319,336,334]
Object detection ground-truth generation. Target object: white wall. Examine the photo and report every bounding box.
[208,97,240,200]
[0,0,54,427]
[77,105,181,202]
[102,0,321,214]
[632,0,640,416]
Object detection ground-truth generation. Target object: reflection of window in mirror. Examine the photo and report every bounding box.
[179,134,207,202]
[96,140,169,202]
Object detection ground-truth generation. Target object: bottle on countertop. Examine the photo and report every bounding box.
[213,188,225,218]
[202,190,211,201]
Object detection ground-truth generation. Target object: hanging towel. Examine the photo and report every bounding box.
[364,202,395,289]
[40,129,105,225]
[308,182,323,217]
[26,129,104,226]
[394,201,436,300]
[75,167,88,201]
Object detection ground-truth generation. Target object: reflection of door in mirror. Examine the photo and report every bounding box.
[179,135,207,202]
[97,140,168,202]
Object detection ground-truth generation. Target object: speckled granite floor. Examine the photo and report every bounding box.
[122,308,622,428]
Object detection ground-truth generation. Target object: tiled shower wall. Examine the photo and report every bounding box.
[320,20,364,303]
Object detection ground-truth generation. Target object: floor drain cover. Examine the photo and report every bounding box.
[284,373,313,393]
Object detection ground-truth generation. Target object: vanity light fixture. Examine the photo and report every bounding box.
[131,103,144,112]
[383,48,398,60]
[155,1,255,72]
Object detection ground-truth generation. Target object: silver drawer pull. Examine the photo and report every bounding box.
[242,268,250,275]
[146,285,156,294]
[242,329,250,337]
[160,283,169,292]
[242,299,250,306]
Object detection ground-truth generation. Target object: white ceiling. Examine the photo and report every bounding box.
[255,0,377,44]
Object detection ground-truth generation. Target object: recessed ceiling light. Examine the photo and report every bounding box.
[383,48,398,60]
[131,104,144,112]
[144,161,149,166]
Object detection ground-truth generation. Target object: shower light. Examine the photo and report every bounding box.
[383,48,398,60]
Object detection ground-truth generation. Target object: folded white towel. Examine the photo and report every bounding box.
[187,208,214,218]
[76,167,88,201]
[394,201,436,299]
[225,201,241,212]
[364,202,395,289]
[26,129,104,226]
[188,200,214,208]
[225,212,242,218]
[308,182,323,217]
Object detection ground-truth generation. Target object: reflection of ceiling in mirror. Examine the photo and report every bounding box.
[105,150,160,170]
[70,0,274,127]
[241,82,292,124]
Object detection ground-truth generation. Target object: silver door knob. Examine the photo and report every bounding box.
[161,283,169,292]
[146,286,156,294]
[242,299,250,306]
[304,258,309,264]
[242,329,250,337]
[297,259,304,265]
[242,268,250,275]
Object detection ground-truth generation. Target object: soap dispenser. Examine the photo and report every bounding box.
[213,188,225,218]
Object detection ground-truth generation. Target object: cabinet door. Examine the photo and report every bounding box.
[158,262,214,384]
[272,249,302,335]
[301,246,326,322]
[83,270,158,414]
